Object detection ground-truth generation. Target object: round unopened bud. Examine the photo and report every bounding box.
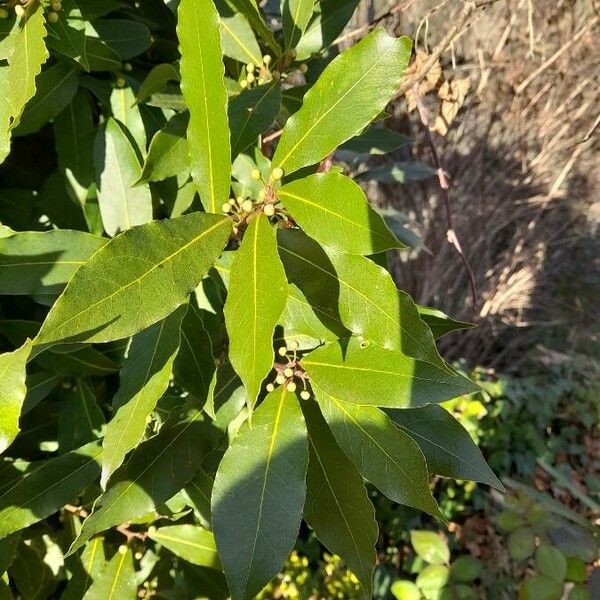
[272,167,284,180]
[300,390,310,400]
[221,202,231,213]
[283,367,294,378]
[246,72,255,84]
[275,374,286,385]
[272,70,281,81]
[52,1,62,10]
[123,62,133,72]
[250,169,261,181]
[246,62,255,73]
[263,203,275,217]
[277,346,288,356]
[0,8,9,18]
[240,79,249,89]
[116,77,126,88]
[263,54,272,66]
[299,63,308,74]
[288,341,299,350]
[15,4,25,17]
[266,383,275,392]
[47,10,59,23]
[118,545,128,555]
[135,551,143,560]
[286,382,297,392]
[289,49,297,59]
[228,198,237,205]
[241,199,254,213]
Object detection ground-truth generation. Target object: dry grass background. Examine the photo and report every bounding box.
[348,0,600,368]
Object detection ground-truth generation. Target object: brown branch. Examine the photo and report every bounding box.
[412,84,478,311]
[63,504,145,543]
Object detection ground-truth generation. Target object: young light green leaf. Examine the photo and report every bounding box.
[282,0,314,50]
[58,379,105,452]
[34,213,232,348]
[0,4,49,162]
[224,214,287,409]
[220,12,263,66]
[15,61,79,136]
[410,531,450,565]
[95,117,152,237]
[135,63,180,105]
[0,441,101,538]
[302,399,377,599]
[110,87,147,154]
[138,111,189,184]
[295,0,359,60]
[0,341,32,454]
[278,172,403,254]
[0,230,107,296]
[101,306,186,489]
[82,546,136,600]
[229,83,281,159]
[70,411,215,554]
[173,303,215,406]
[272,30,411,175]
[227,0,281,57]
[302,338,478,409]
[314,385,442,518]
[54,90,96,205]
[387,404,503,490]
[148,525,221,569]
[178,0,231,213]
[278,229,447,369]
[212,386,308,600]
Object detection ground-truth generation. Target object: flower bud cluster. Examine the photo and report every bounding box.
[267,341,311,400]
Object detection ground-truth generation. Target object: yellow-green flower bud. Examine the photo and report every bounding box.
[300,390,310,400]
[286,382,297,392]
[250,169,261,181]
[272,167,284,180]
[47,10,59,23]
[241,199,254,213]
[275,374,286,385]
[277,346,288,356]
[263,204,275,217]
[263,54,272,66]
[221,202,231,213]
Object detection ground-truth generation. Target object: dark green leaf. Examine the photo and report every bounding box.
[536,545,567,583]
[212,387,307,600]
[92,19,151,59]
[519,576,563,600]
[135,63,180,105]
[282,0,314,50]
[450,556,483,583]
[417,306,474,338]
[359,162,436,184]
[82,546,137,600]
[340,128,411,155]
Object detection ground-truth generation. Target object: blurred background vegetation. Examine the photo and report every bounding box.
[263,0,599,597]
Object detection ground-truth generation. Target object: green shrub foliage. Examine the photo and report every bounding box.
[0,1,501,598]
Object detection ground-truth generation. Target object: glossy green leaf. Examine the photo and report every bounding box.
[101,306,186,488]
[36,346,119,377]
[0,341,32,454]
[0,532,19,574]
[135,63,180,105]
[295,0,359,59]
[205,360,246,430]
[0,4,48,162]
[224,214,287,409]
[58,379,105,451]
[45,2,89,70]
[173,303,215,405]
[410,531,450,565]
[82,547,136,600]
[54,89,96,205]
[70,411,214,553]
[220,12,263,66]
[178,0,231,213]
[212,387,308,600]
[278,172,402,254]
[229,84,281,159]
[302,399,376,599]
[110,87,147,154]
[95,117,153,237]
[303,338,477,408]
[282,0,314,50]
[0,441,101,538]
[34,213,232,348]
[340,127,411,155]
[388,404,502,489]
[92,19,151,59]
[417,306,474,339]
[15,61,79,136]
[277,230,447,369]
[138,111,189,184]
[272,30,411,175]
[148,525,221,569]
[227,0,281,57]
[315,385,442,518]
[183,468,213,527]
[62,537,106,600]
[0,230,107,296]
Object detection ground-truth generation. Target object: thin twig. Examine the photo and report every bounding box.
[413,84,478,311]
